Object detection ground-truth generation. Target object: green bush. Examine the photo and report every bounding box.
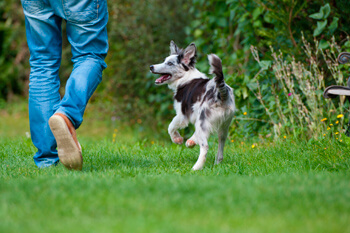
[0,0,28,100]
[2,0,350,140]
[99,0,191,129]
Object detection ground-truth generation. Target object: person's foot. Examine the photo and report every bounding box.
[48,113,82,170]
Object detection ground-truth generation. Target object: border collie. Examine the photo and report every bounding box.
[150,41,235,170]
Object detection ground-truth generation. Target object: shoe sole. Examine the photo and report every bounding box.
[49,115,83,171]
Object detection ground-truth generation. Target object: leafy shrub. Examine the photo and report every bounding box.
[0,1,28,100]
[2,0,350,141]
[98,0,191,130]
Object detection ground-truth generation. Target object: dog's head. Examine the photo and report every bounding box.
[150,41,197,85]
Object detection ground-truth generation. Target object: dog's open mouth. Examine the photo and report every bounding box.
[155,74,172,84]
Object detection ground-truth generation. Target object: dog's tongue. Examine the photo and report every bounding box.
[155,74,171,84]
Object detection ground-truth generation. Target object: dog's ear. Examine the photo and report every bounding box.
[181,43,196,66]
[170,41,179,55]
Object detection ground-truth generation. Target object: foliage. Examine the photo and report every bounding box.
[99,0,191,128]
[0,0,29,100]
[309,3,339,39]
[2,0,350,140]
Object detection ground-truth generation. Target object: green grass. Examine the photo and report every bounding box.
[1,109,350,233]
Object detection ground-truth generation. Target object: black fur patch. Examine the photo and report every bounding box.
[174,78,209,117]
[199,108,211,130]
[211,57,223,83]
[199,108,211,120]
[201,88,215,104]
[177,53,183,64]
[181,63,189,71]
[200,110,206,121]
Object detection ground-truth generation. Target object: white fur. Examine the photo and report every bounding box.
[151,42,236,170]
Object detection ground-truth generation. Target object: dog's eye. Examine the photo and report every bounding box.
[167,62,174,66]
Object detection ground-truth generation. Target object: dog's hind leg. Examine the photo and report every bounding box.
[215,126,229,165]
[192,123,210,171]
[168,115,187,145]
[215,117,233,164]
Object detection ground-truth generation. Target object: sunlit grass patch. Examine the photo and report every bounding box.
[1,136,350,233]
[1,103,350,232]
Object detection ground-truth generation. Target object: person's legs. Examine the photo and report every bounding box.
[45,0,108,170]
[22,0,62,167]
[54,0,109,129]
[22,0,108,169]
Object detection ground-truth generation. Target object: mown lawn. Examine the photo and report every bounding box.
[0,112,350,233]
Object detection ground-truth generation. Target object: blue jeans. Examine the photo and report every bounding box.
[21,0,109,167]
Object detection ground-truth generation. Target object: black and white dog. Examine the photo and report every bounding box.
[150,41,235,170]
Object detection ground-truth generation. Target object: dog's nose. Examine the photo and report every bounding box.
[150,65,154,72]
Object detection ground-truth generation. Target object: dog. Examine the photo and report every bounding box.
[149,41,235,170]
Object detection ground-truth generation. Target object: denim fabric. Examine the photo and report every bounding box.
[21,0,109,167]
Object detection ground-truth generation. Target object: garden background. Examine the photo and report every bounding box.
[2,0,350,140]
[1,1,350,232]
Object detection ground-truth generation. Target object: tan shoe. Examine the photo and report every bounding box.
[49,113,82,170]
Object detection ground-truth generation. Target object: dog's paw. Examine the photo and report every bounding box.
[172,137,184,145]
[192,157,206,170]
[186,139,196,148]
[192,163,204,171]
[214,158,223,165]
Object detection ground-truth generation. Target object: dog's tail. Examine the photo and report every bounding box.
[208,54,228,101]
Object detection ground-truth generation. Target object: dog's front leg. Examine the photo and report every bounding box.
[192,133,209,170]
[192,123,210,170]
[185,135,197,148]
[168,115,187,144]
